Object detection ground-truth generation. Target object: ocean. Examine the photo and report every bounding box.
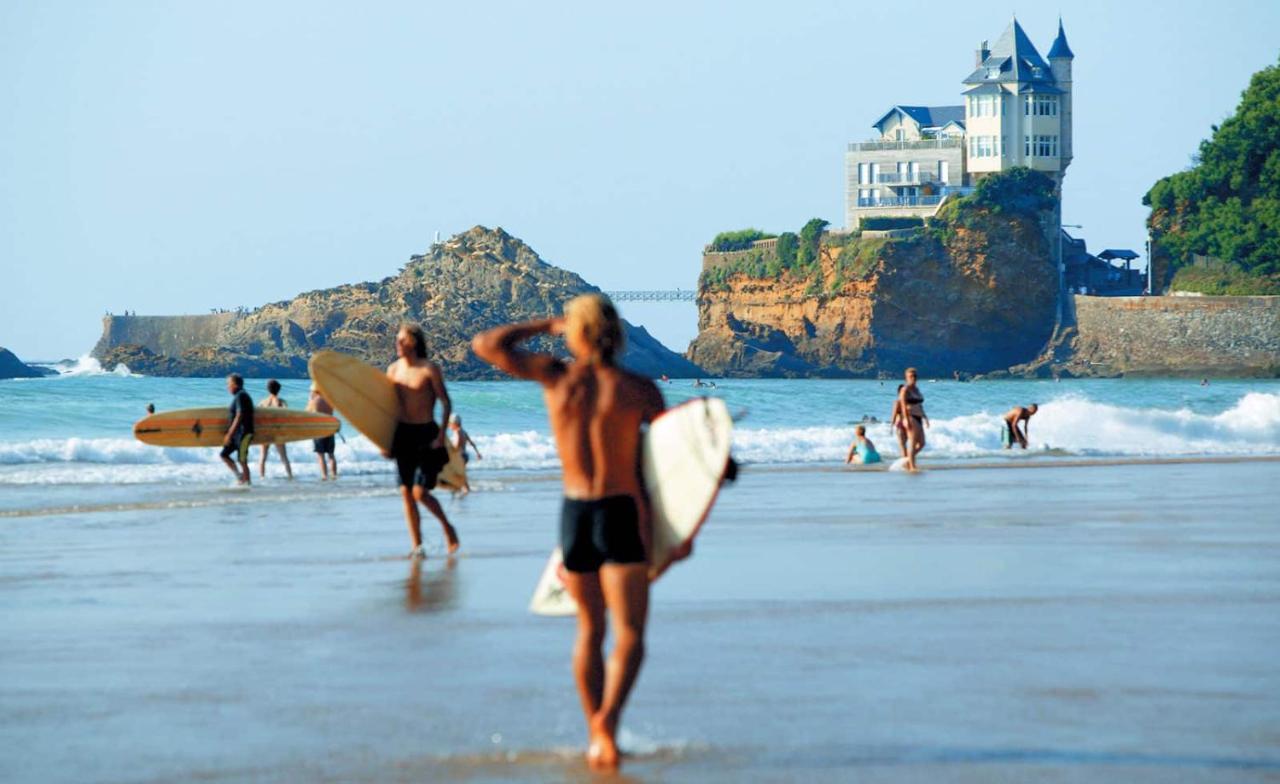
[3,360,1279,781]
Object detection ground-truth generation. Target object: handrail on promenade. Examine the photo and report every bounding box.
[605,290,696,303]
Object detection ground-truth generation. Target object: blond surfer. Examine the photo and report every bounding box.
[473,294,679,771]
[385,323,459,557]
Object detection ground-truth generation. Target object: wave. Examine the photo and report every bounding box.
[39,354,141,377]
[1,394,1277,485]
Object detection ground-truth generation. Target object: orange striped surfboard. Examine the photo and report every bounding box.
[133,407,340,447]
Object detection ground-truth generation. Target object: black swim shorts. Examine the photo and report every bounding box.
[312,435,336,455]
[560,495,646,573]
[392,421,448,488]
[219,431,253,462]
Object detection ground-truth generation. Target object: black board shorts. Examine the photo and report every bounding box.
[312,435,336,455]
[220,432,253,462]
[392,422,448,489]
[560,495,646,573]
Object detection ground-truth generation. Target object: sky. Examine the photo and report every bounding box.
[2,0,1278,360]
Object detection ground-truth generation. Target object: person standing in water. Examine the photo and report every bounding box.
[257,379,293,480]
[307,385,338,480]
[385,323,459,557]
[897,368,929,471]
[889,384,909,458]
[1002,404,1038,450]
[219,373,254,486]
[472,294,674,771]
[447,414,482,496]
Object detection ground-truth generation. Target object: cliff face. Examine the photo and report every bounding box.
[92,227,703,379]
[688,205,1058,377]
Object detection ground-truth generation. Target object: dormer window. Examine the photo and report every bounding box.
[986,67,999,79]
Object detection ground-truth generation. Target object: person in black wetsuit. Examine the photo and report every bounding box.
[219,373,255,485]
[897,367,929,471]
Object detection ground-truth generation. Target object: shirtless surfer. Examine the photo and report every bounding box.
[1003,404,1038,449]
[257,379,293,480]
[385,324,459,557]
[472,293,676,771]
[307,385,338,480]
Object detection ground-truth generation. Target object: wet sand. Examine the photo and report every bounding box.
[2,460,1279,782]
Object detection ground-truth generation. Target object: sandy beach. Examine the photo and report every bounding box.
[3,457,1278,783]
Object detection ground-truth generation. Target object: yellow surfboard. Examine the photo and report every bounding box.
[308,351,467,490]
[134,407,339,447]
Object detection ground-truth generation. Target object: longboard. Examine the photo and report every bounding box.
[529,396,734,616]
[133,407,339,447]
[308,350,467,491]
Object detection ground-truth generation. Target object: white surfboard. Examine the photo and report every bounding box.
[529,397,734,616]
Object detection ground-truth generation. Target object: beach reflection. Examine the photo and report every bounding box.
[404,556,458,613]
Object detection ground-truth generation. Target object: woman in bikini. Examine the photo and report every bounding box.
[897,368,929,471]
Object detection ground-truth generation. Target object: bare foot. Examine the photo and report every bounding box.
[587,713,619,770]
[445,525,460,555]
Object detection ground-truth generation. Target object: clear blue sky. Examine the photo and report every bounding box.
[2,0,1277,359]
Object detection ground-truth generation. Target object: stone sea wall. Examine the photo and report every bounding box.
[1066,295,1280,377]
[93,313,241,358]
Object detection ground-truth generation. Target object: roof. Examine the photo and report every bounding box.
[963,18,1055,86]
[872,105,966,132]
[1048,19,1074,59]
[1098,249,1139,261]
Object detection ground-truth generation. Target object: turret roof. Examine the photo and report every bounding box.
[963,17,1056,86]
[1048,18,1074,59]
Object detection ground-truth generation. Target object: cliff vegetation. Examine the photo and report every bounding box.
[1144,57,1280,295]
[689,168,1059,377]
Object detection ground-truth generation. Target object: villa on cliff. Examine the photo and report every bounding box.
[845,17,1074,229]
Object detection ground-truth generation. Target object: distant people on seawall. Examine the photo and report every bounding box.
[1003,404,1038,450]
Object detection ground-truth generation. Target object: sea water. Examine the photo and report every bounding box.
[1,358,1279,513]
[4,360,1280,781]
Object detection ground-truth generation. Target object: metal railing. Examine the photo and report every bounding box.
[847,138,963,152]
[605,290,696,303]
[856,195,943,208]
[875,171,939,185]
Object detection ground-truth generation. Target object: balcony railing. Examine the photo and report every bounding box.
[856,195,943,208]
[875,171,939,185]
[847,138,963,152]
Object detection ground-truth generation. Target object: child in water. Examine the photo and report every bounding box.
[845,425,881,465]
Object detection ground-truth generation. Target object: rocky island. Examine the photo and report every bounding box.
[92,227,703,379]
[0,348,56,379]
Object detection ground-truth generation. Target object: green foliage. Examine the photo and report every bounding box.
[1170,263,1280,295]
[775,232,799,267]
[836,238,887,281]
[970,167,1058,216]
[708,228,776,252]
[859,216,924,231]
[1145,58,1280,283]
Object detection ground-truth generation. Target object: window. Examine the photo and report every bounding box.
[895,128,905,141]
[970,136,997,157]
[1024,95,1032,116]
[1034,95,1058,116]
[1028,135,1059,158]
[1025,135,1032,156]
[858,163,868,185]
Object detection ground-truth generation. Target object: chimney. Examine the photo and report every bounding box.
[975,40,990,67]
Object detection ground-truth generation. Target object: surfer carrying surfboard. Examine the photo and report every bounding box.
[472,293,677,772]
[219,373,254,486]
[385,323,460,557]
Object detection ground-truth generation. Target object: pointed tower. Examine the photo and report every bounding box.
[1048,18,1074,170]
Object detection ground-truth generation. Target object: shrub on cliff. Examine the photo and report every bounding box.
[970,167,1057,217]
[1144,57,1280,289]
[860,216,923,231]
[1170,263,1280,296]
[708,229,776,252]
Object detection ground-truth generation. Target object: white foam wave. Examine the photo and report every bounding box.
[41,354,141,377]
[0,394,1276,485]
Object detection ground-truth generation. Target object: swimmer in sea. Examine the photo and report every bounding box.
[898,368,929,471]
[257,379,293,480]
[473,293,679,771]
[845,424,881,465]
[890,384,909,458]
[447,413,482,495]
[1003,404,1038,450]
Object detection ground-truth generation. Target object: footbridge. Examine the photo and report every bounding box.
[603,290,696,303]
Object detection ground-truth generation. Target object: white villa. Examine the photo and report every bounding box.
[845,17,1074,229]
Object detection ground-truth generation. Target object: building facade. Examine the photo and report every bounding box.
[845,17,1074,230]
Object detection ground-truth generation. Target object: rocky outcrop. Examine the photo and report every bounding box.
[0,348,56,379]
[91,227,703,379]
[688,202,1058,377]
